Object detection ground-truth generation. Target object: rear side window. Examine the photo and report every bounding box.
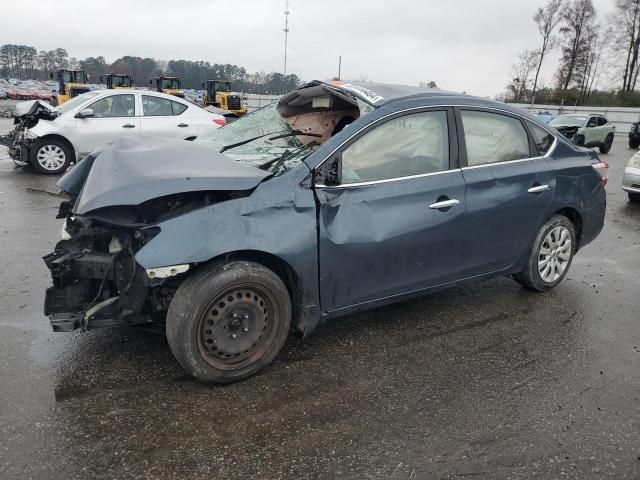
[142,95,188,116]
[527,122,555,156]
[460,110,530,166]
[597,117,608,126]
[341,110,449,183]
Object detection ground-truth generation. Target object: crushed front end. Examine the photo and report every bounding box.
[43,208,174,331]
[0,100,57,165]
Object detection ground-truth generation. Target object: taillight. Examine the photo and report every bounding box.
[592,161,609,185]
[213,118,226,127]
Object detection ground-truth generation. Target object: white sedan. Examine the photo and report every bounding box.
[6,89,226,174]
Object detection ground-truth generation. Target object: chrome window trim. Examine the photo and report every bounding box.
[312,104,558,189]
[315,168,461,189]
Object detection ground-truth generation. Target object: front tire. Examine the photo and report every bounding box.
[629,139,639,149]
[166,261,292,384]
[513,215,576,292]
[599,134,613,154]
[629,192,640,203]
[30,138,72,175]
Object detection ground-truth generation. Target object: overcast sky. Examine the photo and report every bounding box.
[1,0,615,97]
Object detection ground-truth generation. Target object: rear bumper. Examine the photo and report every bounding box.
[579,187,606,249]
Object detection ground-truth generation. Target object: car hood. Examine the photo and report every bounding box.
[14,99,57,118]
[550,123,583,129]
[58,135,271,215]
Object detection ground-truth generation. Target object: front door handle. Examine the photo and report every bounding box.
[177,123,189,128]
[122,124,136,129]
[528,184,550,193]
[429,199,460,210]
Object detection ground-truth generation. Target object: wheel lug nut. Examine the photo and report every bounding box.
[243,327,248,332]
[243,314,249,320]
[232,333,237,339]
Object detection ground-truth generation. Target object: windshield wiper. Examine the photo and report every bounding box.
[258,144,311,173]
[219,129,321,153]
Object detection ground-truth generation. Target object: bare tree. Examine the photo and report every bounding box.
[557,0,597,91]
[507,50,540,102]
[611,0,640,91]
[531,0,564,103]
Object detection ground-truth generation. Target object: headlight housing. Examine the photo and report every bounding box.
[629,153,640,168]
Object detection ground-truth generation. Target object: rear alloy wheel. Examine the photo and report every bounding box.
[30,139,71,175]
[166,261,291,383]
[599,134,613,154]
[513,215,576,292]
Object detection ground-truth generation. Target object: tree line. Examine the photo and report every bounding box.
[0,44,301,95]
[501,0,640,107]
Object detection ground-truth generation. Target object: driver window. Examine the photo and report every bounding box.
[587,117,598,127]
[341,111,449,184]
[87,95,135,118]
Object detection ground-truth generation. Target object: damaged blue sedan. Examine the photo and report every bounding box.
[44,81,607,383]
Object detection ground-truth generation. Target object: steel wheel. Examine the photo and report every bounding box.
[197,283,280,371]
[538,225,572,283]
[36,144,66,172]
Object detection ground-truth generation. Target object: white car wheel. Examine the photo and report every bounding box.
[31,140,72,175]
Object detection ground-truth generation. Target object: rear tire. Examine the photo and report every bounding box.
[599,134,613,154]
[30,138,72,175]
[513,215,576,292]
[166,261,292,384]
[629,193,640,203]
[629,140,639,149]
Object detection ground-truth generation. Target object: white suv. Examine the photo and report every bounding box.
[7,89,226,174]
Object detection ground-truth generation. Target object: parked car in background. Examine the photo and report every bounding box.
[623,151,640,202]
[536,111,555,123]
[0,90,226,174]
[43,81,607,383]
[549,113,615,153]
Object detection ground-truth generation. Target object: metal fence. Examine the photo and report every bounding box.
[246,94,281,111]
[509,103,640,135]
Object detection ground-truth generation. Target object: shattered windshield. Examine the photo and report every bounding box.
[196,102,313,175]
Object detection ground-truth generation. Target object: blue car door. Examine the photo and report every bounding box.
[456,108,556,277]
[314,108,467,312]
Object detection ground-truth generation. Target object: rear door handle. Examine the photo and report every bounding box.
[177,123,189,128]
[122,124,136,129]
[429,199,460,210]
[528,184,550,193]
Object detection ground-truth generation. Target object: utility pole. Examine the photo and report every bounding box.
[338,55,341,80]
[283,0,290,75]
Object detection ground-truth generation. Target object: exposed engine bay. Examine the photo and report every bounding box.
[554,126,579,142]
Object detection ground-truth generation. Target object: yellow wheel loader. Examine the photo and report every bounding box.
[202,80,248,116]
[103,74,133,89]
[151,76,184,98]
[50,69,90,106]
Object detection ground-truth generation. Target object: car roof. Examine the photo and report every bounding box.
[89,89,188,101]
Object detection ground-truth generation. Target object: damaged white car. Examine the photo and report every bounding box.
[0,90,226,174]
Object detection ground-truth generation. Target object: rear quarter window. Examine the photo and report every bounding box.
[527,122,555,156]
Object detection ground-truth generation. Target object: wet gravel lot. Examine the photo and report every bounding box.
[0,119,639,479]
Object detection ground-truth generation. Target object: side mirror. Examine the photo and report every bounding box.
[314,154,342,187]
[75,108,94,119]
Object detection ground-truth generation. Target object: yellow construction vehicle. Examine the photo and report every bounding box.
[151,76,184,98]
[49,69,90,106]
[202,80,248,116]
[103,73,133,89]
